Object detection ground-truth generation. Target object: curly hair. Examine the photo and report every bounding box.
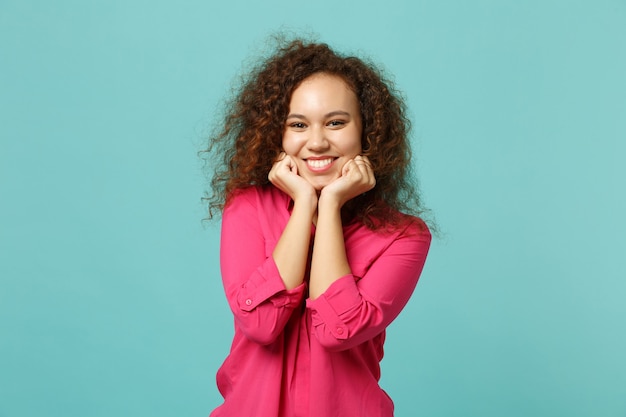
[203,37,429,230]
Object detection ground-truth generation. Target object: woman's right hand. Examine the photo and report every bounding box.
[269,152,318,210]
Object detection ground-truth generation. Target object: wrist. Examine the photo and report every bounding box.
[317,192,343,212]
[293,193,318,216]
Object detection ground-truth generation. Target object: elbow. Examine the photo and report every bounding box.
[316,338,351,352]
[313,328,363,352]
[235,316,284,346]
[242,329,281,346]
[311,314,386,352]
[248,329,282,345]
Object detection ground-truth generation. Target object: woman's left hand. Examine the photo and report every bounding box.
[319,155,376,207]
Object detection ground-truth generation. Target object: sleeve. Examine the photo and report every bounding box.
[220,189,306,345]
[306,223,431,351]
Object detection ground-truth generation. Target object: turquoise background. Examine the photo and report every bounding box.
[1,1,625,416]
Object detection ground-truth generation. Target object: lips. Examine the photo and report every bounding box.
[306,158,334,169]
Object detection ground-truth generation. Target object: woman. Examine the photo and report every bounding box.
[205,38,431,417]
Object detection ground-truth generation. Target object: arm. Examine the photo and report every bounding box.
[220,189,306,345]
[269,154,318,290]
[306,223,431,351]
[307,155,430,350]
[220,154,317,345]
[309,155,375,299]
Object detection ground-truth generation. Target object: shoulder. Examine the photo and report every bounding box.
[223,186,292,242]
[365,209,431,241]
[224,186,291,231]
[225,185,289,210]
[345,211,431,252]
[343,212,430,277]
[364,211,431,254]
[399,214,431,241]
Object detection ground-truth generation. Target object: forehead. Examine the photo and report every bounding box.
[294,73,352,92]
[289,73,359,109]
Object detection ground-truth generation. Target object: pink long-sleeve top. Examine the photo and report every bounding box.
[210,185,431,417]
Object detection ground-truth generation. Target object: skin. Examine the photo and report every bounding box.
[268,73,376,299]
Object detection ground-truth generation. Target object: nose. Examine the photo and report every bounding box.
[306,126,329,152]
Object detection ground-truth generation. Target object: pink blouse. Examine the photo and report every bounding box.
[210,186,431,417]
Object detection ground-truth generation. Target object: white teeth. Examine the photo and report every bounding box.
[307,158,333,168]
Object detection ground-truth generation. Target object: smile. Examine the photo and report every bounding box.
[306,158,335,169]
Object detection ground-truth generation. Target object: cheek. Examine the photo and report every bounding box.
[281,133,300,156]
[281,134,294,154]
[346,131,363,155]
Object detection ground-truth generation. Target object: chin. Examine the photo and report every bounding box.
[305,175,337,191]
[310,182,327,191]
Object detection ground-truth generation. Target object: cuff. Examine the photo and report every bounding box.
[237,257,305,311]
[306,275,361,340]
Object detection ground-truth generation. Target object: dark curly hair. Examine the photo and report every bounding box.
[203,37,429,230]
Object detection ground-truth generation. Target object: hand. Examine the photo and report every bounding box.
[319,155,376,207]
[268,152,318,207]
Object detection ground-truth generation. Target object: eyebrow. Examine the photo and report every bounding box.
[286,110,352,120]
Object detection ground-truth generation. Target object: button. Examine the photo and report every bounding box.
[245,299,252,306]
[336,327,344,335]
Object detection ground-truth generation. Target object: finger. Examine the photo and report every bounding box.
[287,157,299,174]
[278,154,294,171]
[354,155,373,169]
[354,156,375,187]
[352,156,369,169]
[269,153,291,182]
[342,158,355,176]
[352,159,372,179]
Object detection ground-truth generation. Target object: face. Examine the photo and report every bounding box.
[282,73,362,191]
